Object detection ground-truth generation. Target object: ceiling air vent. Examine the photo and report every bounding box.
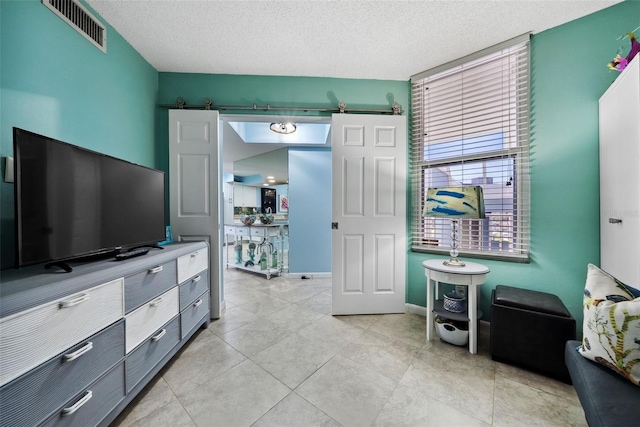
[42,0,107,53]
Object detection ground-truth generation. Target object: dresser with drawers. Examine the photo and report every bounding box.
[0,242,210,427]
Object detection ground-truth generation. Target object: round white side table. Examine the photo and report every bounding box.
[422,259,490,354]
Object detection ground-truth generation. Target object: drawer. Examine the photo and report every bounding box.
[177,247,208,284]
[179,270,209,311]
[40,362,125,427]
[252,227,280,238]
[429,270,473,286]
[0,320,124,427]
[125,286,179,353]
[234,226,249,236]
[126,315,180,393]
[224,226,236,235]
[250,227,265,237]
[181,291,210,339]
[0,278,124,387]
[124,260,177,313]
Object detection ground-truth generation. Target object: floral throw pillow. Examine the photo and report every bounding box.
[579,264,640,385]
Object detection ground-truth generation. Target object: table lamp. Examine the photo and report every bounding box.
[423,186,485,267]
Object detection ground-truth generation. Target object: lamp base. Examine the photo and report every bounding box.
[443,257,466,267]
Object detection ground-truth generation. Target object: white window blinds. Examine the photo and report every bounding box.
[411,34,531,262]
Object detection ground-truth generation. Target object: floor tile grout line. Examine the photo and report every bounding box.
[160,329,248,400]
[410,344,499,425]
[493,362,500,426]
[247,390,292,427]
[161,376,200,427]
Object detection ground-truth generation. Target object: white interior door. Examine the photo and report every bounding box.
[169,109,222,319]
[331,113,407,315]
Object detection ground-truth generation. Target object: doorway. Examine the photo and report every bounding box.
[219,115,332,307]
[218,113,407,316]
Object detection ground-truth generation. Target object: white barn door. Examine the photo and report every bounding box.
[169,110,222,319]
[331,113,407,315]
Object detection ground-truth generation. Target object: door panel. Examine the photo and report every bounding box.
[374,157,396,216]
[342,234,364,293]
[331,114,407,315]
[177,154,211,216]
[343,157,365,216]
[374,234,395,292]
[169,110,222,319]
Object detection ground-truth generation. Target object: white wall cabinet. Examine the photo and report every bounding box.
[599,55,640,287]
[234,184,258,207]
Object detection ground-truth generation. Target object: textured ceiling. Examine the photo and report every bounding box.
[86,0,622,81]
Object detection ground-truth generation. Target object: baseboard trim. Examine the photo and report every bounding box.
[406,303,427,317]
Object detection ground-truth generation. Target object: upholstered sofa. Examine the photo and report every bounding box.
[565,340,639,427]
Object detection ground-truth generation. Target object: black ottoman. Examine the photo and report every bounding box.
[490,285,576,383]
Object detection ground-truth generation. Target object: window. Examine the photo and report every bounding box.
[411,34,531,262]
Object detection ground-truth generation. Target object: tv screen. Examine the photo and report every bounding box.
[13,128,166,268]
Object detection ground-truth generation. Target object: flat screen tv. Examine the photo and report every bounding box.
[13,128,166,269]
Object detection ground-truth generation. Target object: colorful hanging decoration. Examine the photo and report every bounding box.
[608,31,640,72]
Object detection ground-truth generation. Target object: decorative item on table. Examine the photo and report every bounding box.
[608,31,640,72]
[260,250,267,270]
[443,290,467,313]
[423,186,485,267]
[158,225,173,246]
[241,214,256,226]
[259,213,274,224]
[435,316,469,346]
[234,243,243,264]
[248,242,256,262]
[272,248,278,268]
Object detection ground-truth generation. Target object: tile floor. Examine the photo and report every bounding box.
[111,269,587,427]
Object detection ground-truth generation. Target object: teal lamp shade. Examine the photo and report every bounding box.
[423,186,485,219]
[423,186,485,267]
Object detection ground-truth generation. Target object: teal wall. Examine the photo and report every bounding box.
[407,1,639,337]
[157,73,408,175]
[0,0,158,269]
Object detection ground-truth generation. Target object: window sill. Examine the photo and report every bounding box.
[411,246,530,264]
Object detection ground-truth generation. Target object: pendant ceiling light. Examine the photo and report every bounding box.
[270,122,297,134]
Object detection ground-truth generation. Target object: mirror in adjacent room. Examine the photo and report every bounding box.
[232,147,289,221]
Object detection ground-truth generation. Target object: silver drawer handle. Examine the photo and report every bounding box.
[609,218,622,224]
[192,275,201,283]
[148,266,163,274]
[61,390,92,416]
[151,329,166,341]
[150,297,164,307]
[191,252,199,258]
[193,298,203,308]
[63,342,93,362]
[59,293,90,308]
